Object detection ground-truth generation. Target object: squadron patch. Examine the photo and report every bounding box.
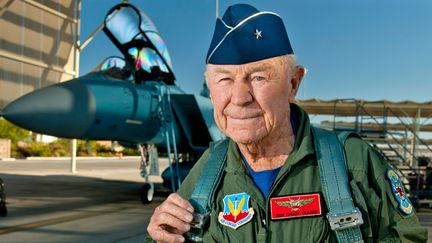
[218,192,254,229]
[386,168,413,215]
[270,193,322,220]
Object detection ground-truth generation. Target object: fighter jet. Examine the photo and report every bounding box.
[1,3,224,203]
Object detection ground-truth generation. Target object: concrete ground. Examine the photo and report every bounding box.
[0,157,431,242]
[0,157,169,242]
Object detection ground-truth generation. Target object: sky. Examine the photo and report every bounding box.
[80,0,432,103]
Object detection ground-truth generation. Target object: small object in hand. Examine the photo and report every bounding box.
[185,212,211,242]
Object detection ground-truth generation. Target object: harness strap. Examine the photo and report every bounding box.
[312,127,364,243]
[188,128,364,242]
[189,139,229,214]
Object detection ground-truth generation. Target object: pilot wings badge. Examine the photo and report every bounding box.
[218,192,254,229]
[276,197,314,211]
[270,193,322,220]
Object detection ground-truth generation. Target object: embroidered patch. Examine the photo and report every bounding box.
[218,192,254,229]
[386,168,413,215]
[270,193,322,220]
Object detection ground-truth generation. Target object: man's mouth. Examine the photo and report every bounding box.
[225,111,263,120]
[228,115,261,120]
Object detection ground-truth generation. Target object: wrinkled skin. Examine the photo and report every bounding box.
[147,56,305,242]
[147,193,194,242]
[207,55,304,171]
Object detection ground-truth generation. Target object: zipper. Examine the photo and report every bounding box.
[259,206,267,228]
[257,206,268,242]
[265,166,292,224]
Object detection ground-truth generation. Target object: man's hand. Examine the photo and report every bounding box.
[147,193,194,243]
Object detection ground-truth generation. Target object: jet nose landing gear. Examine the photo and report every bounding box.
[138,144,158,204]
[140,183,154,204]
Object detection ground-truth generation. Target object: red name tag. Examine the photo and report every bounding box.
[270,193,322,220]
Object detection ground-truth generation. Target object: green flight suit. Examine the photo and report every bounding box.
[178,105,427,242]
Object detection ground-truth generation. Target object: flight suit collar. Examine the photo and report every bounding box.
[224,103,315,175]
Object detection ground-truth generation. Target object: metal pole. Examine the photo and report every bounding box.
[79,22,104,51]
[166,89,181,188]
[70,0,81,173]
[71,139,77,173]
[160,86,176,192]
[410,108,421,167]
[215,0,218,18]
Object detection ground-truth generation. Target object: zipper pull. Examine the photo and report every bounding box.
[258,219,268,242]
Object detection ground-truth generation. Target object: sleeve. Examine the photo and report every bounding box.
[344,137,428,242]
[144,150,212,243]
[176,149,211,199]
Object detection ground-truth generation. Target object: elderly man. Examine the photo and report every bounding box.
[148,4,427,242]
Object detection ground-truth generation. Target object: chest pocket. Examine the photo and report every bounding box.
[204,207,257,243]
[268,215,330,243]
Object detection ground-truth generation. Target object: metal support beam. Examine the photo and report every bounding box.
[21,0,77,23]
[410,108,421,167]
[78,22,104,51]
[78,4,124,51]
[0,0,14,17]
[0,50,76,76]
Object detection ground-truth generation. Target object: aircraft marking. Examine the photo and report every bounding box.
[126,119,143,125]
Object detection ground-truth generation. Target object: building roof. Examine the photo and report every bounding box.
[296,99,432,118]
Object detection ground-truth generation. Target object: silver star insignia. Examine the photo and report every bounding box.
[254,29,262,39]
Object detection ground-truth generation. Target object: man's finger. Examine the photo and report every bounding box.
[153,212,191,234]
[156,201,193,224]
[167,193,194,213]
[153,226,185,243]
[147,193,194,242]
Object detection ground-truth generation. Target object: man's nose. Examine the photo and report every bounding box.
[231,80,253,105]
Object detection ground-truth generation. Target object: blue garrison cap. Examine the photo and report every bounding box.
[206,4,293,64]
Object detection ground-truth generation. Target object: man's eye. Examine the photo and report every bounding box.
[252,76,266,81]
[217,78,231,83]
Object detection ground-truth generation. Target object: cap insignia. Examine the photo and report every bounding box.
[254,29,263,39]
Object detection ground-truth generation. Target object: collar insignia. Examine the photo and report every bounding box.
[386,168,413,215]
[218,192,254,229]
[270,193,322,220]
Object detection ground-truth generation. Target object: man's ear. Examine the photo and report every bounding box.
[289,66,305,103]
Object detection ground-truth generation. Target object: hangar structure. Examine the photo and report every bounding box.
[0,0,81,109]
[0,0,84,169]
[296,98,432,194]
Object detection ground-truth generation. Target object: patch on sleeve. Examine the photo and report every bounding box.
[386,168,413,215]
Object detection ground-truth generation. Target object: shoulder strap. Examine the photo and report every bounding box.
[312,127,364,243]
[337,131,361,146]
[189,139,230,214]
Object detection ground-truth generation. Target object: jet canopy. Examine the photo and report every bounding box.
[94,56,134,81]
[103,3,175,84]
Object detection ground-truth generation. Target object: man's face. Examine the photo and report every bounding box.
[206,56,302,144]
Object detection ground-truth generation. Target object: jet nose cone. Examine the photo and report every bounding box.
[2,77,96,138]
